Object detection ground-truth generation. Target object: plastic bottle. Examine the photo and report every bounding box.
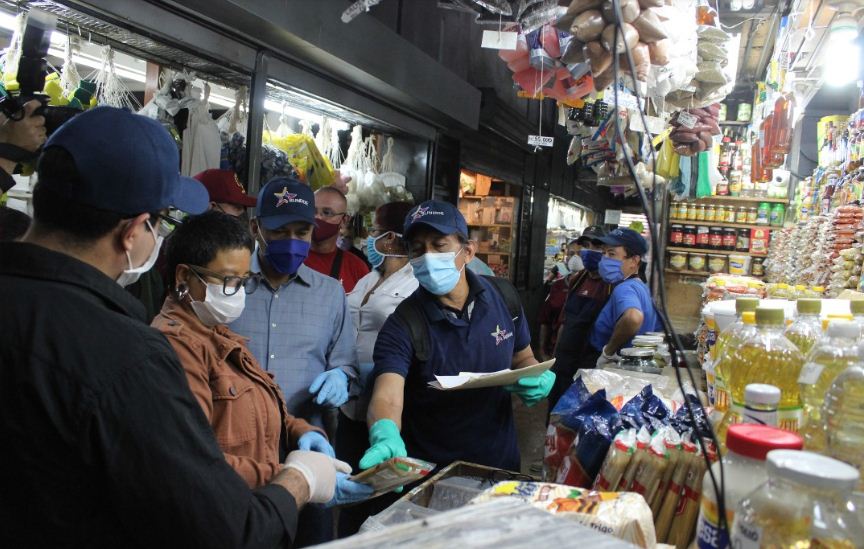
[725,307,805,435]
[824,363,864,490]
[740,384,780,427]
[696,425,803,549]
[784,298,822,356]
[851,300,864,335]
[798,320,862,452]
[713,298,760,415]
[731,450,864,548]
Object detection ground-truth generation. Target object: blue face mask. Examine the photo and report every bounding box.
[599,256,625,284]
[580,249,602,272]
[410,249,465,296]
[367,232,406,269]
[263,237,310,275]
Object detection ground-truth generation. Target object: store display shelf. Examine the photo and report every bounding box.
[695,196,788,204]
[669,220,780,231]
[665,268,763,278]
[666,247,767,257]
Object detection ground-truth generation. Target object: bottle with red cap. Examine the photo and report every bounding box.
[695,424,803,549]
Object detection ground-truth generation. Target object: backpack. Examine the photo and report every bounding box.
[392,275,522,362]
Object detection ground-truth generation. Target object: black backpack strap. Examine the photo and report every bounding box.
[482,275,522,320]
[329,249,344,280]
[392,295,431,363]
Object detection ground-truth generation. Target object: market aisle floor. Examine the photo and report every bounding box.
[513,395,547,476]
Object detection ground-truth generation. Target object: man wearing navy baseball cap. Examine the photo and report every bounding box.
[0,107,346,547]
[587,227,660,368]
[230,176,363,545]
[360,200,553,492]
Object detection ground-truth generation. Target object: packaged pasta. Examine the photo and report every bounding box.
[593,429,636,491]
[472,481,658,548]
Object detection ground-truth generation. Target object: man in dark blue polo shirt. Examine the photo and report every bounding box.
[359,200,554,474]
[588,228,660,367]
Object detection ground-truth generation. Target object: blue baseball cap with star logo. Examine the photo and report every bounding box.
[256,177,315,230]
[404,200,468,240]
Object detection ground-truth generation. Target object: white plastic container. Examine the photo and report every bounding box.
[695,424,802,549]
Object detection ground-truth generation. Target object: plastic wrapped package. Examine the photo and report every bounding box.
[575,368,695,412]
[647,0,697,101]
[471,482,658,549]
[593,429,637,491]
[359,500,438,533]
[324,498,635,548]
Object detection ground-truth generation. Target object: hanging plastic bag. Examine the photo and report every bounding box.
[695,151,712,198]
[655,138,680,180]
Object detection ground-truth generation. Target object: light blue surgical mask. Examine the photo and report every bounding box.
[599,256,625,284]
[410,248,465,295]
[366,231,404,269]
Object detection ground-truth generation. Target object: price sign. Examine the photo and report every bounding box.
[604,209,622,225]
[481,30,518,50]
[677,111,699,129]
[528,135,554,147]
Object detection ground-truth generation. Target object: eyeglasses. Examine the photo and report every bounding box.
[149,213,183,239]
[188,265,260,296]
[315,208,346,219]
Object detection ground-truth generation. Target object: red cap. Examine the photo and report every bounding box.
[193,169,257,207]
[727,424,803,460]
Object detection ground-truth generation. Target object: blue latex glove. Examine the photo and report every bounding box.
[309,369,350,408]
[297,431,335,458]
[504,370,556,407]
[326,472,376,507]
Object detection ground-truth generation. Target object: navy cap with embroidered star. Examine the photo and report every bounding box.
[256,177,315,230]
[41,106,208,216]
[597,228,649,256]
[404,200,468,239]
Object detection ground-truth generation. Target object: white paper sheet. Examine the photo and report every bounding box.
[427,359,555,391]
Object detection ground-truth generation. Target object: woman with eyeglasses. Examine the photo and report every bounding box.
[337,201,418,536]
[152,211,327,488]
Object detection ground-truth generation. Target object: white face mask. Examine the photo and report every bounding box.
[117,220,163,287]
[190,283,246,327]
[567,255,583,273]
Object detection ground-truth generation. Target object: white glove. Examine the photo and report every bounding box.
[596,347,620,369]
[283,450,352,504]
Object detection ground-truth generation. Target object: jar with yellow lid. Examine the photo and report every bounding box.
[705,204,717,223]
[687,202,699,221]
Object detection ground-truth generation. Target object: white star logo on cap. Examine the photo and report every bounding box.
[274,187,297,208]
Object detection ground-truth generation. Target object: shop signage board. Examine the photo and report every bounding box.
[604,209,622,225]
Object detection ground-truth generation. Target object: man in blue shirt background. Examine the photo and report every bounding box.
[360,200,554,476]
[230,177,360,546]
[588,228,660,368]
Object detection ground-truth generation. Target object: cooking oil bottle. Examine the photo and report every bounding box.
[784,298,822,355]
[824,363,864,490]
[721,307,805,444]
[713,298,760,416]
[798,320,862,452]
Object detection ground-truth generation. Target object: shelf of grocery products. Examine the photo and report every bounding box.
[665,268,763,278]
[694,196,788,204]
[668,220,782,231]
[667,247,767,257]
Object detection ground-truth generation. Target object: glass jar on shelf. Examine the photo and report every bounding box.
[736,206,748,224]
[696,204,707,221]
[688,202,699,221]
[705,204,717,223]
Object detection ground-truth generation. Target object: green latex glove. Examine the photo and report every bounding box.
[504,370,556,407]
[359,419,407,471]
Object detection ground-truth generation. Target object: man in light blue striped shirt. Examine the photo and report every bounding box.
[230,178,358,431]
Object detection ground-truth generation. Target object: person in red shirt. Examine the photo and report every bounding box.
[537,262,569,361]
[305,186,370,293]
